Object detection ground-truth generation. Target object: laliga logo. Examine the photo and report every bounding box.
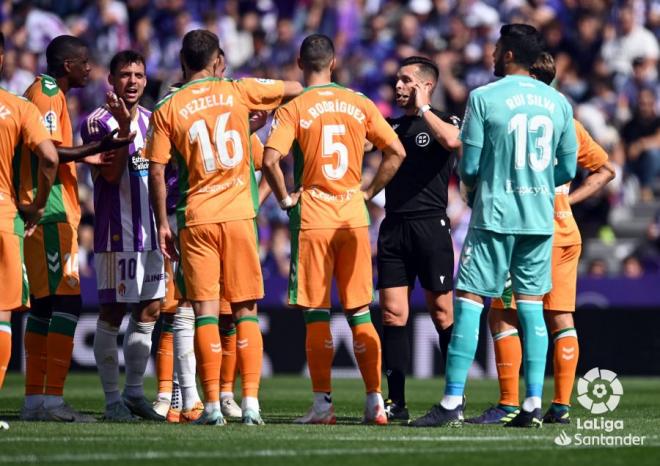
[576,367,623,414]
[554,430,572,446]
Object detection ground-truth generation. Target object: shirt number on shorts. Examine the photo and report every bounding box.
[322,124,348,180]
[508,113,554,172]
[189,112,244,173]
[118,258,137,280]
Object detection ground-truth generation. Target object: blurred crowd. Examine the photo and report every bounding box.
[1,0,658,281]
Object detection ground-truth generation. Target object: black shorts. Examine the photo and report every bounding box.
[377,214,454,292]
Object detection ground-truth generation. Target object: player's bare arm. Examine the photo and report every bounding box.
[568,160,615,205]
[262,147,302,209]
[99,92,133,184]
[20,139,59,235]
[57,128,135,164]
[149,161,177,261]
[282,81,304,102]
[363,138,406,201]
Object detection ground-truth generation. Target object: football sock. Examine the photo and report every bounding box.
[382,325,408,405]
[220,326,237,396]
[493,328,522,407]
[313,392,332,411]
[438,323,454,366]
[304,309,333,393]
[174,306,199,410]
[517,300,548,411]
[366,391,384,410]
[156,321,174,401]
[24,315,49,396]
[93,319,121,405]
[241,396,259,413]
[442,297,483,408]
[552,327,579,406]
[171,374,182,411]
[348,310,381,394]
[195,316,221,404]
[45,309,79,397]
[123,317,155,399]
[0,321,11,388]
[236,316,262,398]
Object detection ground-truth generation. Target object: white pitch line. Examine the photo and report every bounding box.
[0,437,165,443]
[1,443,657,464]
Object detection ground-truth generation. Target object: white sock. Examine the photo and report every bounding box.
[93,319,121,405]
[522,396,542,411]
[221,391,234,401]
[313,392,332,411]
[366,392,384,410]
[24,394,44,410]
[241,396,259,413]
[204,400,220,415]
[122,317,155,399]
[440,395,463,410]
[173,306,200,410]
[157,392,172,402]
[171,378,182,410]
[42,395,64,410]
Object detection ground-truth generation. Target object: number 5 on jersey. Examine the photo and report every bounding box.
[322,124,348,180]
[189,112,243,172]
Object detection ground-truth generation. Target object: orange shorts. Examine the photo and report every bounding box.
[289,227,373,309]
[24,223,80,298]
[162,259,231,314]
[490,244,581,312]
[178,219,263,303]
[0,232,29,311]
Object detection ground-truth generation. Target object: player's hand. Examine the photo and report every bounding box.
[362,188,373,202]
[98,128,136,153]
[459,181,475,208]
[249,111,268,133]
[285,187,303,209]
[81,152,116,166]
[20,203,45,237]
[106,92,131,128]
[159,226,178,261]
[413,81,431,112]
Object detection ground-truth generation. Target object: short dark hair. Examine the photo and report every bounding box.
[499,23,543,69]
[109,50,146,76]
[46,35,88,77]
[529,52,556,85]
[180,29,220,72]
[400,56,439,82]
[299,34,334,72]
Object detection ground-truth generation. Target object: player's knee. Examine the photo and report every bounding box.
[488,307,516,334]
[219,314,235,332]
[545,311,574,334]
[430,308,452,330]
[53,294,82,318]
[99,306,124,328]
[29,296,53,319]
[381,305,407,326]
[136,300,160,322]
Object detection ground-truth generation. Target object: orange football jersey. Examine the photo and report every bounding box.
[0,88,51,236]
[145,77,284,229]
[19,75,80,226]
[265,83,397,229]
[553,119,608,246]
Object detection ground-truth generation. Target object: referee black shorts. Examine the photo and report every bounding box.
[377,213,454,293]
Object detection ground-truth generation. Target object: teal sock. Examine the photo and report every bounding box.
[497,404,519,412]
[517,300,547,400]
[444,297,483,396]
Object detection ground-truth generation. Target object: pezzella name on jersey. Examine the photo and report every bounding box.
[179,94,234,120]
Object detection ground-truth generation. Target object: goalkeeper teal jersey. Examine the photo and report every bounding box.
[459,74,578,235]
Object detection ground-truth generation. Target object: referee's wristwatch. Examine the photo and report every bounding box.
[417,104,431,117]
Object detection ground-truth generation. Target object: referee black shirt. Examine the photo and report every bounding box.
[385,109,460,217]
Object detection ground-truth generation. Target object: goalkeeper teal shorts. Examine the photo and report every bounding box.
[455,227,553,298]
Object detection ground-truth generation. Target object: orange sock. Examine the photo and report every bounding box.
[194,316,221,403]
[236,317,262,398]
[552,328,579,406]
[24,316,49,395]
[45,313,78,396]
[156,323,174,396]
[348,312,381,394]
[220,327,237,394]
[493,329,522,407]
[0,322,11,388]
[304,311,333,393]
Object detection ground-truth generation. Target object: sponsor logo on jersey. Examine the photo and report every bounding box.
[43,111,57,133]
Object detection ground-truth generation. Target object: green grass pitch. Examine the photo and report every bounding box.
[0,374,658,465]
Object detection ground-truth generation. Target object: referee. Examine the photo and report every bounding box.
[377,56,461,421]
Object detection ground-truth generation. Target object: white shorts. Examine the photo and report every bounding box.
[96,250,166,304]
